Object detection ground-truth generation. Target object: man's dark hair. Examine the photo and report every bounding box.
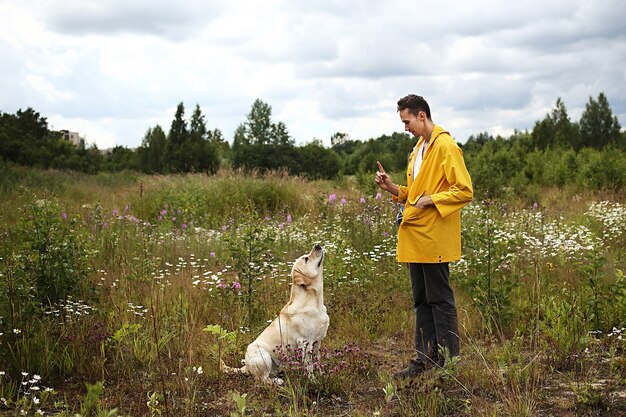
[397,94,431,120]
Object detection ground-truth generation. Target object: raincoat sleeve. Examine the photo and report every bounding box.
[430,141,473,218]
[392,185,409,204]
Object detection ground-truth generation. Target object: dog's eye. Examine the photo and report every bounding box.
[304,257,309,263]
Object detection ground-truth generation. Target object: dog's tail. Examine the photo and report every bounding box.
[220,359,247,375]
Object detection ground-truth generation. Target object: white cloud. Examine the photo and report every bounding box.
[1,0,624,149]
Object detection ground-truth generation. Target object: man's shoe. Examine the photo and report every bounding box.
[392,360,426,380]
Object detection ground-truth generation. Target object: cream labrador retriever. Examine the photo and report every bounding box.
[221,244,329,384]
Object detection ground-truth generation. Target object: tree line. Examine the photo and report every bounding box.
[1,93,625,194]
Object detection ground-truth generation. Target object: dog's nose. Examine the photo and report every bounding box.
[314,244,322,251]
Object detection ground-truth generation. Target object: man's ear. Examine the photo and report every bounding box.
[293,271,312,287]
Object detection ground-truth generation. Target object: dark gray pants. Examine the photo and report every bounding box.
[409,262,459,365]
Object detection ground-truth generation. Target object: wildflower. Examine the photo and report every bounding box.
[182,223,187,230]
[210,251,216,257]
[196,366,204,375]
[61,212,67,220]
[279,223,284,230]
[359,197,366,204]
[113,208,119,216]
[328,193,337,203]
[172,217,177,222]
[33,397,40,405]
[217,280,227,289]
[287,214,292,224]
[375,192,381,200]
[383,231,389,237]
[161,209,167,216]
[14,329,21,335]
[340,197,347,205]
[233,280,241,290]
[221,225,227,231]
[36,410,44,416]
[124,205,129,213]
[158,215,163,222]
[102,222,108,229]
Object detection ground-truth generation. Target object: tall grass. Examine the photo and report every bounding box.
[0,166,625,416]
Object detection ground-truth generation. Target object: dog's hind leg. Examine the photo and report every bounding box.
[245,344,283,384]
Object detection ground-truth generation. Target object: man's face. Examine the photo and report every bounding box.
[399,108,426,138]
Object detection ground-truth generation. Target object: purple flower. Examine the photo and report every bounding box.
[124,205,129,213]
[533,202,539,209]
[264,215,271,221]
[158,215,163,222]
[328,193,337,204]
[61,212,67,220]
[113,208,119,217]
[279,223,284,230]
[217,280,227,289]
[359,197,366,204]
[232,280,241,289]
[103,222,109,229]
[287,214,292,224]
[221,225,227,232]
[172,217,177,222]
[375,192,381,200]
[161,209,167,216]
[130,215,139,223]
[210,251,216,257]
[182,223,187,230]
[340,198,347,205]
[383,231,389,237]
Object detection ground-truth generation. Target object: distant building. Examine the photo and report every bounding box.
[60,130,81,146]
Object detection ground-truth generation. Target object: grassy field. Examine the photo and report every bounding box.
[0,165,625,416]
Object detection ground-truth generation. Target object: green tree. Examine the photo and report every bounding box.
[232,99,295,172]
[579,92,622,149]
[294,141,340,179]
[103,146,139,172]
[532,98,581,149]
[189,104,221,173]
[166,102,189,172]
[138,125,167,173]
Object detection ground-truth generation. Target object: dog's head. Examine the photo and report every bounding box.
[291,244,324,287]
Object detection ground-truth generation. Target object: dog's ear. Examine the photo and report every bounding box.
[293,270,312,287]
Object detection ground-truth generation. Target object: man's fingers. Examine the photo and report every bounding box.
[376,161,386,173]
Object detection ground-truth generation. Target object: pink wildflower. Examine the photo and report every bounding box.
[328,193,337,203]
[232,280,241,289]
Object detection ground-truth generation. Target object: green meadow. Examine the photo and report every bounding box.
[0,165,625,416]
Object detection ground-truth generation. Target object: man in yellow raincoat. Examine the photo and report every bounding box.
[375,94,473,378]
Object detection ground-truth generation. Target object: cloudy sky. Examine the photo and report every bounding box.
[1,0,625,149]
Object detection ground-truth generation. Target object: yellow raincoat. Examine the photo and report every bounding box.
[393,125,473,263]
